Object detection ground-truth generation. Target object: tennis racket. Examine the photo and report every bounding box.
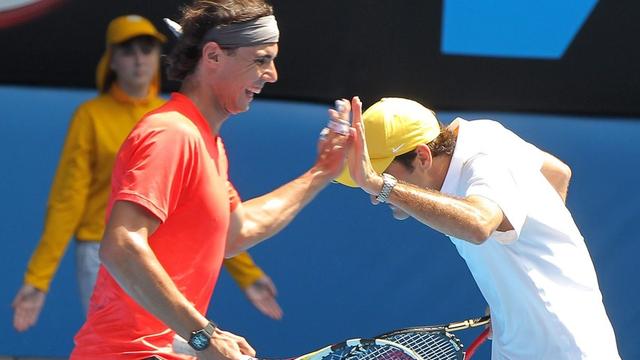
[375,316,490,360]
[242,338,423,360]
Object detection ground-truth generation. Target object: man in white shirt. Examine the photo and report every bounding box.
[335,97,620,359]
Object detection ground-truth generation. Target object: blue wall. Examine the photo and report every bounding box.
[1,86,638,359]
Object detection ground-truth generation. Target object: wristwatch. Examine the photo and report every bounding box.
[376,173,398,203]
[188,320,217,351]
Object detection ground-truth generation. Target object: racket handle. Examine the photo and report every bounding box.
[239,355,256,360]
[465,327,490,359]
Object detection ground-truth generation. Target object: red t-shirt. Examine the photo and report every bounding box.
[72,93,240,359]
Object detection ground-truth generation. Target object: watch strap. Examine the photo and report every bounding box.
[376,173,398,203]
[188,320,217,351]
[203,320,217,337]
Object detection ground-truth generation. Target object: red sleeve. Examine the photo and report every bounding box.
[112,118,197,222]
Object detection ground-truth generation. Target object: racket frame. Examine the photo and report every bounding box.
[374,315,491,360]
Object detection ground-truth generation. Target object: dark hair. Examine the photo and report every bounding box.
[166,0,273,81]
[394,122,457,171]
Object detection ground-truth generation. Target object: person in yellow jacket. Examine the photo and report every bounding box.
[12,15,282,332]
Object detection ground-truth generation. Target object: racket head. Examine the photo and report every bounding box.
[374,316,490,360]
[379,330,464,360]
[296,338,423,360]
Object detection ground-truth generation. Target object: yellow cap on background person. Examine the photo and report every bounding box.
[335,98,441,187]
[96,15,167,92]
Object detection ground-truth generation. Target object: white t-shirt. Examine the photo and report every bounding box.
[440,119,619,359]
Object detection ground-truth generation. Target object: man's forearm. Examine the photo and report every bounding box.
[228,167,331,254]
[100,231,208,341]
[387,181,504,244]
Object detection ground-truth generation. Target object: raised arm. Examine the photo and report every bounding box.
[383,183,510,244]
[390,152,571,240]
[225,103,350,256]
[346,97,512,245]
[225,143,346,256]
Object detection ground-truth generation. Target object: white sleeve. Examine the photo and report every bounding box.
[523,142,545,171]
[502,128,545,172]
[459,153,527,244]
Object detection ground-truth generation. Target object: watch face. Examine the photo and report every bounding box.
[189,330,210,351]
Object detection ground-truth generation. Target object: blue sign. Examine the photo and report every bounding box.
[441,0,598,59]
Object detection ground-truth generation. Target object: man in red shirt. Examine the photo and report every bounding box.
[71,1,350,359]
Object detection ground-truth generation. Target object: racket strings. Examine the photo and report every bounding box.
[324,343,418,360]
[384,332,462,360]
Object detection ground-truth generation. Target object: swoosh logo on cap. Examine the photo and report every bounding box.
[391,144,405,154]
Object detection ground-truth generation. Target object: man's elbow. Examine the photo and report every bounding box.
[560,162,572,183]
[98,235,133,270]
[225,221,263,258]
[543,153,572,183]
[468,228,491,245]
[224,236,244,259]
[466,216,500,244]
[98,239,118,269]
[224,245,240,259]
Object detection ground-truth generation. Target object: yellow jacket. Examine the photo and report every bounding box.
[25,85,264,291]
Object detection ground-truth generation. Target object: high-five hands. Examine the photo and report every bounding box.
[345,97,384,195]
[314,99,351,180]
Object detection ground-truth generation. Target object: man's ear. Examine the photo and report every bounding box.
[202,42,222,66]
[415,144,433,170]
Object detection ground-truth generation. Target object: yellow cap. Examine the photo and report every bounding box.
[335,98,441,187]
[96,15,167,92]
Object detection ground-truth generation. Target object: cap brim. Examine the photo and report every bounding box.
[334,156,395,188]
[112,31,167,45]
[150,32,167,43]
